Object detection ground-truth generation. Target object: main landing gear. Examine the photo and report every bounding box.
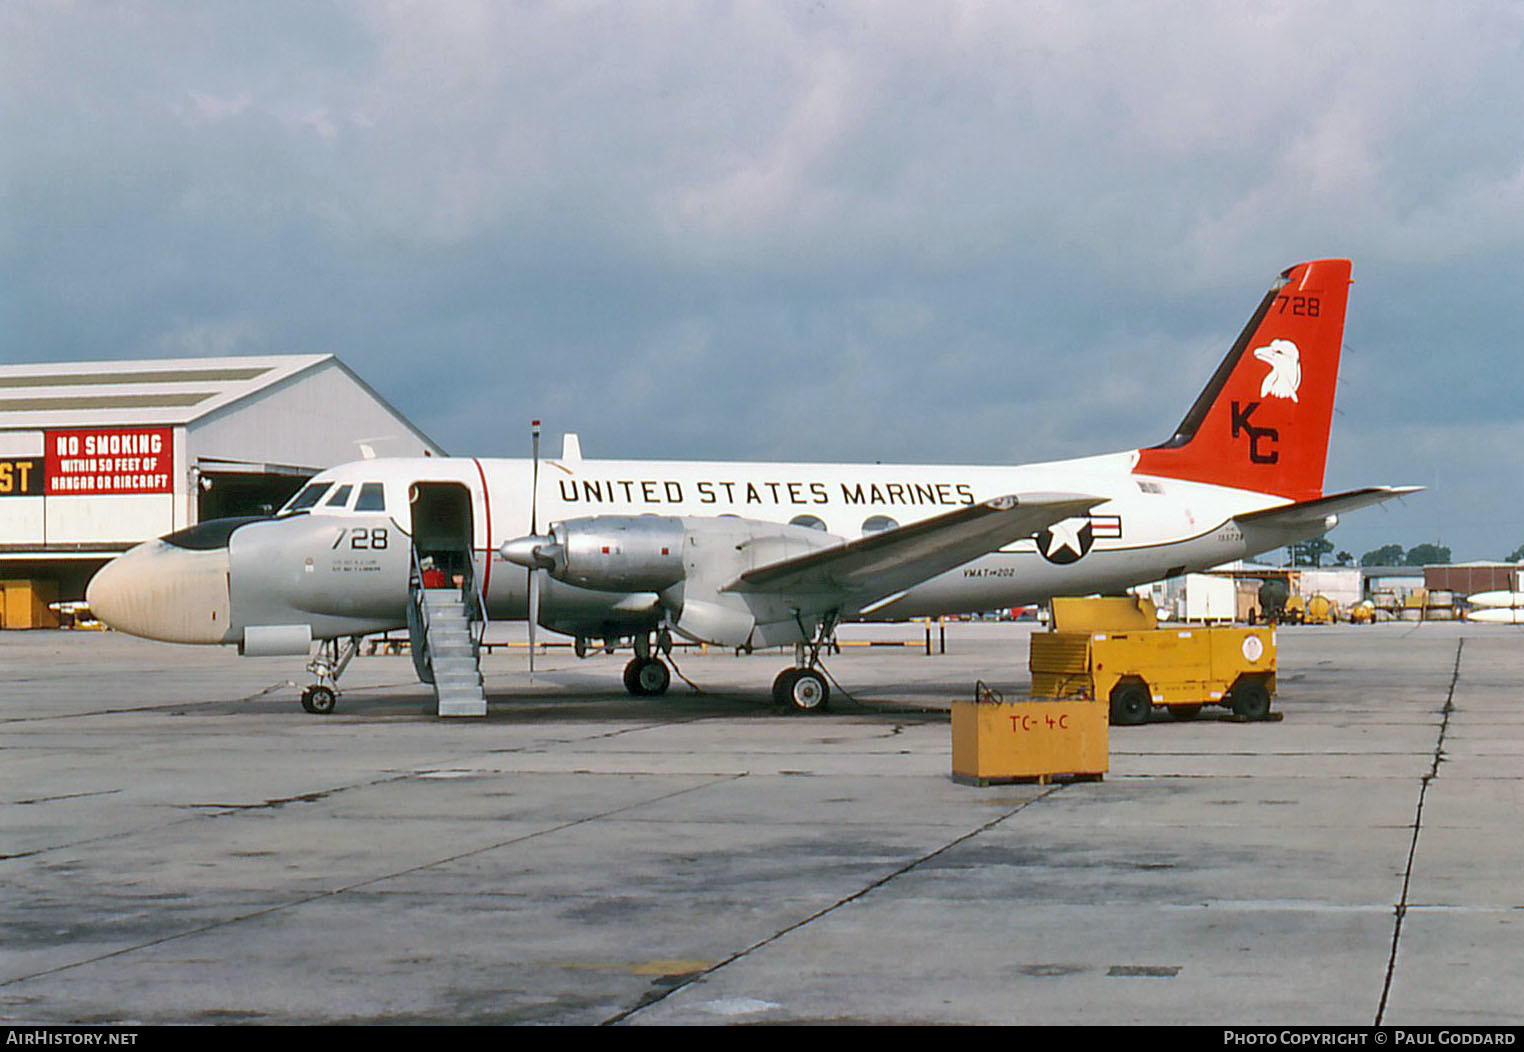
[771,615,837,714]
[613,617,839,714]
[772,666,829,712]
[301,636,360,714]
[622,628,674,697]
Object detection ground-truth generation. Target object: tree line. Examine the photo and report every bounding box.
[1287,539,1453,567]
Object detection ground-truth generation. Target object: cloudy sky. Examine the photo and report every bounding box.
[4,1,1522,561]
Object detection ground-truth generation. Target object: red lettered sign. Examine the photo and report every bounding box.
[46,428,174,495]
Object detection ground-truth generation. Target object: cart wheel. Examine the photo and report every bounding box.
[1231,681,1271,720]
[1109,682,1151,725]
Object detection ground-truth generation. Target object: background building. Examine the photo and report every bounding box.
[0,355,442,618]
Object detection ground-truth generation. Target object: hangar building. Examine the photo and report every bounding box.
[0,355,442,620]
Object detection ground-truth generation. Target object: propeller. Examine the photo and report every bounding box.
[529,420,540,678]
[501,421,567,678]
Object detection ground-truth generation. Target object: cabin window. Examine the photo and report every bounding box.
[355,482,387,512]
[861,515,899,536]
[789,514,827,531]
[325,484,354,508]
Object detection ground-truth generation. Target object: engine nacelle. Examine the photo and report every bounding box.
[543,515,687,592]
[501,513,844,648]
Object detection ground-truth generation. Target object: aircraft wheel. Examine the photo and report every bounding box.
[302,685,337,715]
[1109,682,1151,726]
[639,658,671,696]
[771,667,801,707]
[1231,681,1271,720]
[623,657,670,696]
[574,636,589,659]
[1168,704,1202,721]
[784,668,830,713]
[623,657,647,694]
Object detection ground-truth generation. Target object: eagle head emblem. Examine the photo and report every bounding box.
[1253,338,1301,402]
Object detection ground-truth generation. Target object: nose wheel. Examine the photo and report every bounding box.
[301,685,337,714]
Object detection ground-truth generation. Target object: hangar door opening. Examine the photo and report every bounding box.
[196,464,311,522]
[409,482,474,585]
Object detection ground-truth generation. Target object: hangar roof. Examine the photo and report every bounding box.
[0,356,438,454]
[0,355,337,428]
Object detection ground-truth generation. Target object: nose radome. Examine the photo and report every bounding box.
[87,539,233,644]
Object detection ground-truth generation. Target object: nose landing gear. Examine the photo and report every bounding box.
[300,636,360,714]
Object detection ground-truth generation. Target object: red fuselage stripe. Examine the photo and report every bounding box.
[472,457,492,597]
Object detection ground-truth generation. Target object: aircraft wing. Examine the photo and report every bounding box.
[1233,486,1423,529]
[724,492,1103,607]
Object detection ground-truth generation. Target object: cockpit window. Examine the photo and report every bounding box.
[354,482,386,512]
[325,484,354,508]
[284,481,333,513]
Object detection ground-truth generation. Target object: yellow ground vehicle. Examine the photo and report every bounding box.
[1030,598,1277,724]
[1304,595,1339,624]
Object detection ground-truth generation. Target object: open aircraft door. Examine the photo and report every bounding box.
[408,481,477,588]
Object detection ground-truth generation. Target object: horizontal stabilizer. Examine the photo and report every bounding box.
[727,492,1103,607]
[1233,486,1422,530]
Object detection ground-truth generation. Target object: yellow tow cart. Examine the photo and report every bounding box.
[1030,597,1277,724]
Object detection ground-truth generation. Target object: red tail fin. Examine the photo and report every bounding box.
[1133,259,1351,502]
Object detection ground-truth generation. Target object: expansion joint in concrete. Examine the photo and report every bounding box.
[602,783,1066,1025]
[1374,637,1462,1026]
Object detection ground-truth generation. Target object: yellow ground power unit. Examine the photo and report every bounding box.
[1304,595,1339,624]
[951,685,1108,786]
[1031,597,1276,724]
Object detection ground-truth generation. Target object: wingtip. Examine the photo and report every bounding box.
[1362,484,1424,500]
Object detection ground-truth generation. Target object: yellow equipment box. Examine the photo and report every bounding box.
[1,579,59,630]
[1050,595,1159,633]
[1031,603,1276,724]
[952,691,1108,785]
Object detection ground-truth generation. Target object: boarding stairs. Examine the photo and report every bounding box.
[408,551,489,717]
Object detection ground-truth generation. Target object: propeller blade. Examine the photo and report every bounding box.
[530,419,541,536]
[528,566,539,678]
